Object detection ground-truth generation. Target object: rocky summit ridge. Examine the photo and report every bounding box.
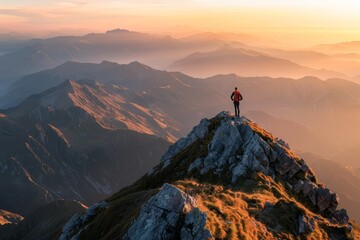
[60,111,358,240]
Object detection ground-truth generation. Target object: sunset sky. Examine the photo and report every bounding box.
[1,0,360,45]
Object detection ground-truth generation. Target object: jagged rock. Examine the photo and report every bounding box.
[188,158,203,173]
[286,161,301,179]
[303,181,317,197]
[60,201,109,240]
[277,139,289,148]
[55,112,355,238]
[294,180,305,193]
[297,215,315,234]
[201,118,242,173]
[124,183,210,240]
[317,187,333,212]
[333,209,350,224]
[275,147,298,176]
[300,163,309,173]
[159,118,210,169]
[328,194,340,213]
[180,208,212,240]
[309,188,318,205]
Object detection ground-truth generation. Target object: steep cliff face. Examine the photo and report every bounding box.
[60,112,359,240]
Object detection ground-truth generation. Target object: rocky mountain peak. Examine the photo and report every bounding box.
[148,111,348,224]
[60,111,356,239]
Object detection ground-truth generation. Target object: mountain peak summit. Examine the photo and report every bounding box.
[151,111,346,220]
[61,111,356,239]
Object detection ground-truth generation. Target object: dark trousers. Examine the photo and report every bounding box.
[234,101,240,117]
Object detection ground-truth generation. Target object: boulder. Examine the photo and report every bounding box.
[181,208,212,240]
[124,184,210,240]
[303,181,316,197]
[333,209,350,224]
[294,180,304,194]
[297,215,315,234]
[60,201,109,240]
[328,194,340,213]
[309,188,318,206]
[300,163,309,173]
[275,150,297,176]
[316,187,332,212]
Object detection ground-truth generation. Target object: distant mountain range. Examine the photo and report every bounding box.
[3,60,360,155]
[169,45,346,79]
[0,29,223,91]
[3,28,360,94]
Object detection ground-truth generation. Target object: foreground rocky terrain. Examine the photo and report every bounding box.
[55,112,359,240]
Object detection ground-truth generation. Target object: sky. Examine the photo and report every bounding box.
[1,0,360,45]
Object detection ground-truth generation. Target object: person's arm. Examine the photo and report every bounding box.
[230,92,234,101]
[240,93,243,101]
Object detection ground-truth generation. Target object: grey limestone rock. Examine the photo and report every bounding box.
[124,183,211,240]
[316,187,333,212]
[297,215,315,234]
[181,208,212,240]
[59,201,109,240]
[333,209,350,224]
[303,181,317,197]
[159,118,210,169]
[294,180,305,193]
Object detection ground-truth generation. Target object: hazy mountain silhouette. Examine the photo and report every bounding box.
[245,110,336,155]
[255,48,360,80]
[312,41,360,55]
[169,45,346,79]
[0,29,223,91]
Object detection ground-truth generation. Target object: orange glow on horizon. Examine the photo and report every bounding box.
[1,1,360,47]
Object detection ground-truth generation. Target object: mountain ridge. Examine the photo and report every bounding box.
[58,112,358,240]
[169,46,346,79]
[0,79,171,216]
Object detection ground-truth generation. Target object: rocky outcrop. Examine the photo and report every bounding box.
[56,111,355,240]
[156,118,210,172]
[297,215,315,234]
[156,111,349,224]
[123,183,211,240]
[59,201,109,240]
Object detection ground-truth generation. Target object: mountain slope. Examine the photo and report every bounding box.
[300,152,360,223]
[5,60,360,155]
[1,60,200,109]
[0,210,23,226]
[59,112,358,240]
[169,45,345,79]
[0,80,170,216]
[0,200,86,240]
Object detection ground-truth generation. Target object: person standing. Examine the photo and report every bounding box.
[231,87,243,117]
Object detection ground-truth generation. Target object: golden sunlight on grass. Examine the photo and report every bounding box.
[174,173,359,240]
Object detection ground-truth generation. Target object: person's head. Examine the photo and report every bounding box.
[235,87,238,91]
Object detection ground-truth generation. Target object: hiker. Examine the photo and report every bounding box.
[231,87,243,117]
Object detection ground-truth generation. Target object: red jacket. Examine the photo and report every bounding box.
[231,90,243,102]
